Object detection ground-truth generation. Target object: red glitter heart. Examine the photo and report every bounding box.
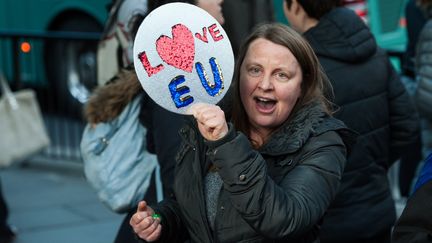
[156,24,195,73]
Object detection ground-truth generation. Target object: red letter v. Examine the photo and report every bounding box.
[195,27,208,43]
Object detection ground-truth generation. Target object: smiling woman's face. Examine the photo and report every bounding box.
[240,38,302,136]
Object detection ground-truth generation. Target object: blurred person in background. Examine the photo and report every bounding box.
[413,0,432,158]
[222,0,274,55]
[283,0,421,242]
[403,0,427,81]
[398,0,428,198]
[91,1,226,242]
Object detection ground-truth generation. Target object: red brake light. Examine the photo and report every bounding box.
[20,41,31,53]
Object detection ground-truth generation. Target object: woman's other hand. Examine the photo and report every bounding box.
[129,201,161,242]
[188,103,228,141]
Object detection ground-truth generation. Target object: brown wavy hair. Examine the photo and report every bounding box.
[231,23,334,141]
[84,68,143,124]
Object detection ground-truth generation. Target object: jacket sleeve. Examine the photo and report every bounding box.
[143,198,190,243]
[208,129,347,238]
[386,57,421,162]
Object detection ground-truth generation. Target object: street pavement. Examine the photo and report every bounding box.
[0,159,124,243]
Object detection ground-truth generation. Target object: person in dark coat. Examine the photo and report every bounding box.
[414,0,432,160]
[404,0,428,79]
[222,0,274,55]
[130,23,355,243]
[283,0,421,242]
[400,0,428,198]
[392,153,432,242]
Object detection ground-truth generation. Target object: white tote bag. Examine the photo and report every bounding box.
[0,73,50,167]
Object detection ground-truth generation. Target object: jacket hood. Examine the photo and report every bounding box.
[304,7,377,63]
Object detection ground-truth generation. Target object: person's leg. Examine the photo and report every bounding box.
[397,75,423,196]
[399,134,423,197]
[0,177,15,243]
[0,179,8,227]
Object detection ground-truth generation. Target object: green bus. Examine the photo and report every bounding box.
[0,0,110,116]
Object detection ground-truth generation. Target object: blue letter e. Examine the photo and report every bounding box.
[168,75,194,108]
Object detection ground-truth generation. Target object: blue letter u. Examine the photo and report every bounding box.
[195,57,224,96]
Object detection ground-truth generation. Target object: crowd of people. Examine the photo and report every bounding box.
[81,0,432,242]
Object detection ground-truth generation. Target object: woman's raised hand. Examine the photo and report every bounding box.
[188,103,228,141]
[129,201,161,242]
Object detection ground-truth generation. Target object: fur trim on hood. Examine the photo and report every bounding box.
[84,68,143,124]
[261,101,354,155]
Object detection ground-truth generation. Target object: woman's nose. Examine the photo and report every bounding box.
[258,76,273,90]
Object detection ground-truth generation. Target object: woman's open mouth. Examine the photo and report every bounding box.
[254,97,276,113]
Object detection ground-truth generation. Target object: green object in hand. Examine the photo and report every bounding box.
[152,213,161,220]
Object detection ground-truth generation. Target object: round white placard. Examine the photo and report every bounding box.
[133,2,234,114]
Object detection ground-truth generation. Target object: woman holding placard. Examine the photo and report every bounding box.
[130,23,355,243]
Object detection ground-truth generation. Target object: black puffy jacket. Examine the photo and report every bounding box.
[150,102,354,243]
[303,7,421,241]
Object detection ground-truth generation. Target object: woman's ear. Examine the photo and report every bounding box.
[283,0,302,18]
[283,0,291,15]
[291,0,302,15]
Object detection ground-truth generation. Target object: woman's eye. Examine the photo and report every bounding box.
[276,72,289,80]
[248,67,261,76]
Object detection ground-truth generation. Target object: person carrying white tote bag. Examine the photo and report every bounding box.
[0,72,50,167]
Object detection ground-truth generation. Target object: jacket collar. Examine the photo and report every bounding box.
[259,102,328,155]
